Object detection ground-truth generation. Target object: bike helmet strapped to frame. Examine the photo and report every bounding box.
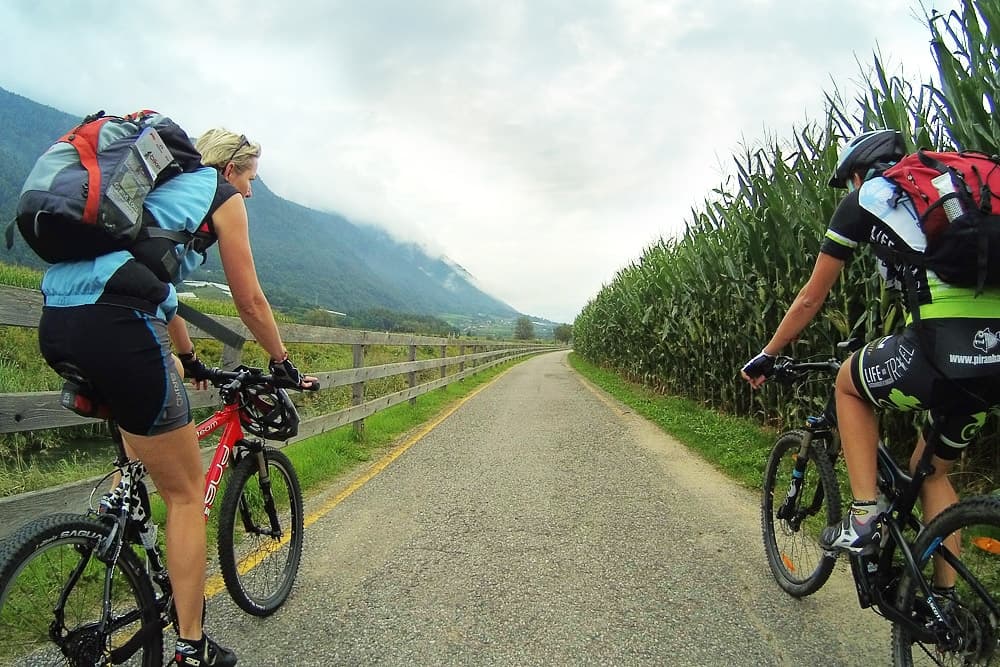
[829,129,906,188]
[240,385,300,441]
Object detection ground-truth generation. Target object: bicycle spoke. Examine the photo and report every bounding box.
[0,515,161,666]
[218,448,304,616]
[892,498,1000,666]
[761,430,840,597]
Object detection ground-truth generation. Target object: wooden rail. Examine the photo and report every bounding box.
[0,284,560,536]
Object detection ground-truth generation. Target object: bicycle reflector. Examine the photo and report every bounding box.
[972,536,1000,555]
[240,385,300,440]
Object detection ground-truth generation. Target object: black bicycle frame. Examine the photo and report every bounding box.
[778,357,947,643]
[848,426,955,643]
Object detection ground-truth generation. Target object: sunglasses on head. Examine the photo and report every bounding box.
[226,134,249,166]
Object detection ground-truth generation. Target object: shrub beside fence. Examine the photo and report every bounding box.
[0,284,559,536]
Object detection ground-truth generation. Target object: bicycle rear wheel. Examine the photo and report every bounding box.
[218,446,304,616]
[891,496,1000,666]
[761,429,842,597]
[0,512,162,666]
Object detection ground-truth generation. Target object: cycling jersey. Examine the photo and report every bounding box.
[38,167,239,435]
[819,176,1000,455]
[821,177,1000,320]
[40,168,239,322]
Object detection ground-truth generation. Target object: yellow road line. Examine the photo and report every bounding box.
[205,370,507,598]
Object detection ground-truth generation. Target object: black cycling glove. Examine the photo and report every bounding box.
[741,351,776,380]
[178,351,211,381]
[269,355,305,389]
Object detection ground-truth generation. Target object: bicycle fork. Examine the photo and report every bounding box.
[237,441,284,538]
[777,423,830,529]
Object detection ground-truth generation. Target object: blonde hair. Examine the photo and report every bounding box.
[195,128,261,172]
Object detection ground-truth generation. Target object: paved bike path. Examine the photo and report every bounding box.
[206,350,887,666]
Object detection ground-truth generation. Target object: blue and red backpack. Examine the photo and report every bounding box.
[6,109,204,275]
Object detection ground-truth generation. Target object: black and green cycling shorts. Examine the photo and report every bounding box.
[849,322,1000,460]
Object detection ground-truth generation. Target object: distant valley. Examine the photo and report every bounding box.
[0,87,565,335]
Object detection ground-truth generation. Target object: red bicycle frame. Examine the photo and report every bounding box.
[194,400,246,521]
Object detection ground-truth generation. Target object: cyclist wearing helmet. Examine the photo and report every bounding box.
[38,128,317,667]
[740,130,1000,576]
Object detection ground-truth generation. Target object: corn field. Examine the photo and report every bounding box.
[573,0,1000,484]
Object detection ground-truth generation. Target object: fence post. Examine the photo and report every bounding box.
[440,344,447,380]
[458,344,465,376]
[221,342,244,370]
[352,343,365,439]
[408,343,417,406]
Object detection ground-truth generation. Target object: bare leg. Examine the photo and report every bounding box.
[910,436,959,588]
[120,421,205,641]
[835,358,880,501]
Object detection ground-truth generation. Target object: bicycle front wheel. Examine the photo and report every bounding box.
[761,429,842,597]
[891,496,1000,666]
[0,513,162,666]
[218,446,304,616]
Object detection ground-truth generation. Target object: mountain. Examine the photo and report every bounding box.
[0,87,520,320]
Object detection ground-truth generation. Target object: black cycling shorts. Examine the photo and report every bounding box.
[849,325,1000,460]
[38,305,191,436]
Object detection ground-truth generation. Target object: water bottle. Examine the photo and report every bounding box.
[931,172,965,222]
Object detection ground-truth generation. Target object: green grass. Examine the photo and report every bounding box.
[568,352,782,492]
[0,263,42,289]
[0,439,114,497]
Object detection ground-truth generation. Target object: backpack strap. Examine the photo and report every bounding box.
[175,301,246,349]
[3,218,14,251]
[870,245,926,325]
[916,149,951,173]
[143,228,192,244]
[976,221,990,295]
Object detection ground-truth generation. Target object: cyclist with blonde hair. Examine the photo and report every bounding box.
[38,126,316,667]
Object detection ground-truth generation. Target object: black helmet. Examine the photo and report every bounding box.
[240,385,300,441]
[829,129,906,188]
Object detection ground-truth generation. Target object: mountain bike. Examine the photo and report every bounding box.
[0,365,315,665]
[760,340,1000,665]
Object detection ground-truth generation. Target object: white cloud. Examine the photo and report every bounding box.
[0,0,961,322]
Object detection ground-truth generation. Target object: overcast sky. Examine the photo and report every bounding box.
[0,0,958,323]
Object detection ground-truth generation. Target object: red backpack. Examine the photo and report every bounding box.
[881,149,1000,293]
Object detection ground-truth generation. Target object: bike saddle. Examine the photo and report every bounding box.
[53,362,112,419]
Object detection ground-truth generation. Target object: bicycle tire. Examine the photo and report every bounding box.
[761,429,842,597]
[218,446,304,616]
[890,495,1000,666]
[0,512,162,666]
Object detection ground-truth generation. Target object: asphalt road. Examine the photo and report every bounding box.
[204,350,894,666]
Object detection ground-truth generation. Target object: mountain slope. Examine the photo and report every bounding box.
[0,87,519,319]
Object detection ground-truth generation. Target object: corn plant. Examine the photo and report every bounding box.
[573,0,999,479]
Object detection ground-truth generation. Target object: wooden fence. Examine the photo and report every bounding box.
[0,284,560,536]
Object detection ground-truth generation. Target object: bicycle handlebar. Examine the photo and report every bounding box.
[768,337,864,384]
[202,366,320,403]
[771,357,840,384]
